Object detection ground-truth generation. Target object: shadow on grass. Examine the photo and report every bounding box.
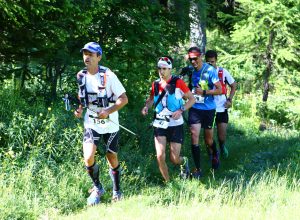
[118,114,300,198]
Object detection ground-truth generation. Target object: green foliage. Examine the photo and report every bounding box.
[0,88,300,219]
[0,89,83,169]
[232,92,300,130]
[0,1,300,218]
[256,96,300,129]
[208,0,300,102]
[1,0,194,103]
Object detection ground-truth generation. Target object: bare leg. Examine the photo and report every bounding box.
[154,136,169,182]
[169,142,182,165]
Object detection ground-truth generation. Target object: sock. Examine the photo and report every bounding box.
[210,141,218,154]
[191,144,201,170]
[86,162,103,189]
[109,164,121,192]
[219,139,225,151]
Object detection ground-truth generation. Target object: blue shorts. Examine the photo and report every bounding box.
[188,108,216,129]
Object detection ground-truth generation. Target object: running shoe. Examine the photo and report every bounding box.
[112,190,122,202]
[220,145,229,158]
[191,168,203,180]
[87,186,105,206]
[180,156,190,180]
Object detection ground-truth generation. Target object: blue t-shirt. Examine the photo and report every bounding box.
[191,63,219,110]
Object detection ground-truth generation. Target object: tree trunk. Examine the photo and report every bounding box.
[16,56,29,92]
[189,1,206,53]
[262,30,274,102]
[51,63,66,101]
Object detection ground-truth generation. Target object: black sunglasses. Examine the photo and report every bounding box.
[189,57,198,62]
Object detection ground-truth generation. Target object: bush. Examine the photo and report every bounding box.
[256,96,300,129]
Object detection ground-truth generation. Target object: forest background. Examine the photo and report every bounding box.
[0,0,299,219]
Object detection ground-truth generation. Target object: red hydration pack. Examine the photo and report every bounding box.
[218,67,227,95]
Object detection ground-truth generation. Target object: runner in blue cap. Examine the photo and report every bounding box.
[75,42,128,205]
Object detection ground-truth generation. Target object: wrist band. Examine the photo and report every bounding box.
[203,90,206,96]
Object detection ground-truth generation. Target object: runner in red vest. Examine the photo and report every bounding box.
[141,56,195,182]
[205,50,237,158]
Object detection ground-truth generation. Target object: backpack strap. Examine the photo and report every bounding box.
[166,76,179,95]
[218,67,227,94]
[154,82,165,109]
[154,76,178,109]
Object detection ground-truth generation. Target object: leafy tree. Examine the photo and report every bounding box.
[219,0,300,102]
[1,0,196,104]
[0,0,91,98]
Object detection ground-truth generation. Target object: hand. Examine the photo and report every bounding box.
[141,106,148,116]
[74,108,83,118]
[172,110,183,120]
[98,108,110,119]
[224,100,232,108]
[194,86,203,95]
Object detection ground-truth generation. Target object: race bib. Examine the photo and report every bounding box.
[88,115,109,127]
[194,95,204,103]
[153,119,169,129]
[153,114,171,129]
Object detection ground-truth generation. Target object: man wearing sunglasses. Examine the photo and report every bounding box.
[141,56,195,182]
[187,47,222,178]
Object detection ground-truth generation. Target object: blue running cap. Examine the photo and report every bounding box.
[80,42,102,55]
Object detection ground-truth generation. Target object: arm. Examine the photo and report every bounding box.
[225,81,237,108]
[194,81,222,96]
[141,96,154,116]
[74,104,83,118]
[98,93,128,119]
[172,91,195,120]
[172,79,195,119]
[181,91,195,110]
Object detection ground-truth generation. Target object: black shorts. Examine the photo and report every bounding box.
[83,128,119,154]
[215,110,229,124]
[188,108,216,129]
[154,124,184,144]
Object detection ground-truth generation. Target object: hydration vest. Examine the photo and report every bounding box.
[153,76,183,113]
[77,66,114,108]
[218,67,227,95]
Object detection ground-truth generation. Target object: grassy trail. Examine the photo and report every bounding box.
[57,114,300,220]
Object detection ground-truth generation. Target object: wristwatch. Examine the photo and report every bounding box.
[180,105,186,112]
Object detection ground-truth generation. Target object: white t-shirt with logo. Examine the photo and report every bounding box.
[81,68,126,134]
[214,67,235,113]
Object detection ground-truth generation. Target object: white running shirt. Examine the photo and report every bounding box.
[214,67,235,113]
[81,68,126,134]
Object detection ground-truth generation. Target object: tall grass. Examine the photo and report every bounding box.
[0,90,299,219]
[60,168,300,220]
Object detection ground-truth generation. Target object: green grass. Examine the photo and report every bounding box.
[0,96,299,219]
[58,169,300,220]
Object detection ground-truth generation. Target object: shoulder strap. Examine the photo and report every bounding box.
[218,67,223,76]
[154,80,160,96]
[154,80,165,109]
[169,75,179,85]
[154,76,178,108]
[97,66,107,88]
